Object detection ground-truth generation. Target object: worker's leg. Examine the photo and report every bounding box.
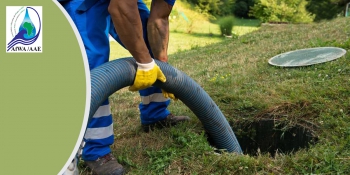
[61,1,124,175]
[108,0,172,127]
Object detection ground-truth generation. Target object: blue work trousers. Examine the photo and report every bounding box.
[60,0,171,161]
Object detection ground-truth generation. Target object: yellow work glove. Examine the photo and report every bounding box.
[129,59,166,91]
[162,89,178,101]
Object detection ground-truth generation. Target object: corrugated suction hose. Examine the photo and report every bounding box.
[90,57,242,154]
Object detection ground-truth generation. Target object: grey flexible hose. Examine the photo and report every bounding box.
[90,57,242,153]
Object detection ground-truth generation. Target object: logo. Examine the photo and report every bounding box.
[6,6,42,53]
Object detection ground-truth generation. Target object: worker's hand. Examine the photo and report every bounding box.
[129,59,166,91]
[162,89,177,101]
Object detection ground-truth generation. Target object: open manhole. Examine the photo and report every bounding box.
[207,119,318,156]
[231,118,318,156]
[207,102,319,156]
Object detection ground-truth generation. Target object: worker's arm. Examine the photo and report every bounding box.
[109,0,151,63]
[109,0,166,91]
[147,0,173,62]
[147,0,177,100]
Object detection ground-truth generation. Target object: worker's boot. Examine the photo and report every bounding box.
[85,153,124,175]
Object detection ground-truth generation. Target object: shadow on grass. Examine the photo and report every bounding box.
[209,18,261,27]
[171,30,224,38]
[235,18,261,27]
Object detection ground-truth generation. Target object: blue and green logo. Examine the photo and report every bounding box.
[6,6,42,53]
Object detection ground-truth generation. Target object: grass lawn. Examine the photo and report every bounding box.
[80,17,350,174]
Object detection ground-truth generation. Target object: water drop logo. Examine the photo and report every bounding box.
[6,6,42,53]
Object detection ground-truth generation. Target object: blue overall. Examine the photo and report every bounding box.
[58,0,174,161]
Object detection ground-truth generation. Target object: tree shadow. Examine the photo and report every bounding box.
[171,30,223,38]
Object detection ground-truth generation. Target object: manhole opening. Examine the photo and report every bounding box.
[233,119,318,156]
[206,119,319,156]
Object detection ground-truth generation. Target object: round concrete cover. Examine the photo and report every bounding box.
[268,47,346,67]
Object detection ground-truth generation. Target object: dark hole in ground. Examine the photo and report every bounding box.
[207,119,318,156]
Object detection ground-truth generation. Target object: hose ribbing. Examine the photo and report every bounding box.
[90,57,242,153]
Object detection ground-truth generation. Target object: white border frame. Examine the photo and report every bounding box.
[53,1,91,175]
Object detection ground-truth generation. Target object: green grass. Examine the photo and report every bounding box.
[233,18,261,36]
[80,17,350,175]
